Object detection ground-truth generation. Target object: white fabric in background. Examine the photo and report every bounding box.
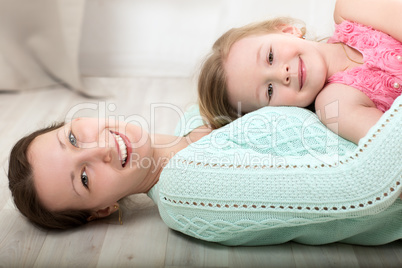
[0,0,85,92]
[0,0,337,92]
[80,0,336,77]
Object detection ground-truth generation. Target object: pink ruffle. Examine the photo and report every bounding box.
[328,21,402,112]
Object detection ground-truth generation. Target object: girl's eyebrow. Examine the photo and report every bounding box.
[256,44,263,64]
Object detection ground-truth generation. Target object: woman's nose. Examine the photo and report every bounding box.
[78,146,112,163]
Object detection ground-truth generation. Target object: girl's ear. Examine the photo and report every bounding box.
[276,24,303,38]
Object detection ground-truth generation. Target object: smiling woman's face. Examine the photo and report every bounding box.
[28,118,153,216]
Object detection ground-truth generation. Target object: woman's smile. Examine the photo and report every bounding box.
[110,131,132,168]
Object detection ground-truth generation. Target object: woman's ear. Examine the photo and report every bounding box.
[276,24,303,38]
[87,202,119,222]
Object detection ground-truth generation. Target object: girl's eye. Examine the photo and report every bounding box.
[267,84,274,99]
[268,48,274,65]
[69,131,78,147]
[81,170,89,188]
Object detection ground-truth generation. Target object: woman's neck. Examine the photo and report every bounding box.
[138,134,190,193]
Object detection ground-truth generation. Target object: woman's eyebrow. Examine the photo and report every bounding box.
[57,129,80,196]
[57,129,66,149]
[70,172,80,197]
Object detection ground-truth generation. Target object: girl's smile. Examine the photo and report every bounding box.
[299,57,306,91]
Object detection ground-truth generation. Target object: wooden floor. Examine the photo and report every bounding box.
[0,77,401,268]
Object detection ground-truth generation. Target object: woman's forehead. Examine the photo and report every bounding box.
[28,129,75,211]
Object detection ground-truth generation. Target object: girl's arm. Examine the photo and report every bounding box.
[334,0,402,43]
[315,84,383,144]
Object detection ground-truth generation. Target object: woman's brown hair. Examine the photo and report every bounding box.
[198,17,307,129]
[8,122,91,230]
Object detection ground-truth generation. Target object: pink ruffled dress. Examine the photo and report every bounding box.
[327,20,402,112]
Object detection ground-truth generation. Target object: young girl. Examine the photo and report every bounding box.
[198,0,402,144]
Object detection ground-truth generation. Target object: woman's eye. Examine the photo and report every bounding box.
[267,84,274,99]
[268,48,274,65]
[69,131,78,147]
[81,170,89,188]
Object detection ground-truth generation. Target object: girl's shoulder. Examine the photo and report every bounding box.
[316,83,377,128]
[316,83,381,144]
[317,83,375,108]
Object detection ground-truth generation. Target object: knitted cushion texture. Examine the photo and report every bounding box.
[149,97,402,246]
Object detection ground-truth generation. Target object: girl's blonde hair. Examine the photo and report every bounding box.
[198,17,306,129]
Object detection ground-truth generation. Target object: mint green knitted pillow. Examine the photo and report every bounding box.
[153,97,402,245]
[175,105,357,160]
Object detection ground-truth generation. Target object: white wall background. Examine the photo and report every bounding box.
[79,0,337,78]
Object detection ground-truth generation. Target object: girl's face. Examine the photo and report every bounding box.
[224,29,327,113]
[28,118,153,216]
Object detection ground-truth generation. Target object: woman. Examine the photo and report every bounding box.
[8,118,202,229]
[8,96,402,245]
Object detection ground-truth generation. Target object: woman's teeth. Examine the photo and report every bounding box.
[112,133,127,166]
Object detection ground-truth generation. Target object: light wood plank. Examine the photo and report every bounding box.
[0,210,47,268]
[292,242,359,268]
[97,197,168,267]
[165,230,229,268]
[33,223,108,268]
[229,243,296,268]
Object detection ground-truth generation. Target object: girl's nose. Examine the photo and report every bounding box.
[270,64,290,85]
[280,65,291,85]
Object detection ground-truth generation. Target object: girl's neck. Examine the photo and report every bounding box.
[318,42,363,79]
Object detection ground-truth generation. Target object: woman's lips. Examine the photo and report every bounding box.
[111,130,132,168]
[118,132,132,167]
